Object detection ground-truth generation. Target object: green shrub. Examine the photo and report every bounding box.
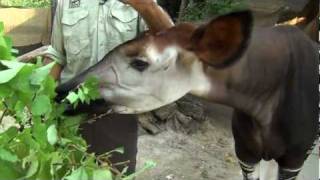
[0,0,50,8]
[182,0,247,21]
[0,22,155,180]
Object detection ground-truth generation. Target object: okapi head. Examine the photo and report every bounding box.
[56,1,253,114]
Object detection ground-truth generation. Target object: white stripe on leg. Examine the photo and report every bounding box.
[278,166,301,180]
[260,160,278,180]
[238,160,260,180]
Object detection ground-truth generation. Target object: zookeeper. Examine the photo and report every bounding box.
[43,0,146,174]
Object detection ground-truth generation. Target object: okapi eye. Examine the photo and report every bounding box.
[130,59,150,72]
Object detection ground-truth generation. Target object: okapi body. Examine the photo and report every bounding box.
[56,1,318,179]
[227,25,318,180]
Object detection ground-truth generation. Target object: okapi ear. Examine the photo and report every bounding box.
[190,11,253,68]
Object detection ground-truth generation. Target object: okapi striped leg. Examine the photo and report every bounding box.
[239,160,260,180]
[277,167,301,180]
[277,139,317,180]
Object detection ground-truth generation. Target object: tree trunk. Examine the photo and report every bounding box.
[177,0,188,22]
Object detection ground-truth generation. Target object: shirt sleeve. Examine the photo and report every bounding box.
[45,0,66,66]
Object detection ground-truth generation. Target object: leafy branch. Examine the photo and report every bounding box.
[0,21,155,180]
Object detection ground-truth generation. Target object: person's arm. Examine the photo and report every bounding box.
[43,56,62,80]
[17,49,63,80]
[43,0,66,80]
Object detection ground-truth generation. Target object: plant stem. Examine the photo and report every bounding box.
[0,101,9,124]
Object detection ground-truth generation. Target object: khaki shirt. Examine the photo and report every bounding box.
[46,0,145,83]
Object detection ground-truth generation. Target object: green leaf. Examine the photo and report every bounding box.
[64,76,101,106]
[40,76,57,99]
[50,152,63,176]
[47,125,58,146]
[4,36,13,54]
[32,118,48,148]
[0,160,22,180]
[0,84,12,97]
[11,48,19,55]
[21,151,42,179]
[25,159,39,179]
[9,66,34,93]
[0,22,4,35]
[14,101,28,123]
[36,156,52,180]
[93,169,112,180]
[0,35,12,60]
[83,77,100,100]
[31,95,52,116]
[30,62,55,85]
[0,68,24,84]
[0,127,18,144]
[64,167,88,180]
[59,115,85,136]
[18,129,41,151]
[66,92,79,104]
[0,60,26,69]
[77,89,85,103]
[0,61,26,84]
[0,148,18,163]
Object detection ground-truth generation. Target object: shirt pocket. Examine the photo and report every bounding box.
[62,8,90,37]
[110,3,138,41]
[61,8,91,63]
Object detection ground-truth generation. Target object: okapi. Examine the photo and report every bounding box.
[56,0,318,179]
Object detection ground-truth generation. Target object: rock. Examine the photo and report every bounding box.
[138,113,162,135]
[138,95,207,134]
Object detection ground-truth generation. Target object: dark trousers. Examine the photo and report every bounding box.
[80,114,138,174]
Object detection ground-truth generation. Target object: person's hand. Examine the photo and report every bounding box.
[15,45,62,80]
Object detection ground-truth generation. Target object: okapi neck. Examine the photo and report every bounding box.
[202,60,281,126]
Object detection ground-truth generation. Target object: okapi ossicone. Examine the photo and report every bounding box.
[56,1,318,179]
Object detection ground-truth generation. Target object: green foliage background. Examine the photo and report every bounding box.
[0,0,50,8]
[182,0,247,21]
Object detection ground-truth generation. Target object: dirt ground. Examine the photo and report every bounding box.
[136,104,243,180]
[135,102,319,180]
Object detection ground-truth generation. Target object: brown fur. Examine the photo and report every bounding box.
[122,11,253,68]
[122,34,152,58]
[192,17,243,65]
[152,11,253,68]
[122,23,197,59]
[154,23,197,51]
